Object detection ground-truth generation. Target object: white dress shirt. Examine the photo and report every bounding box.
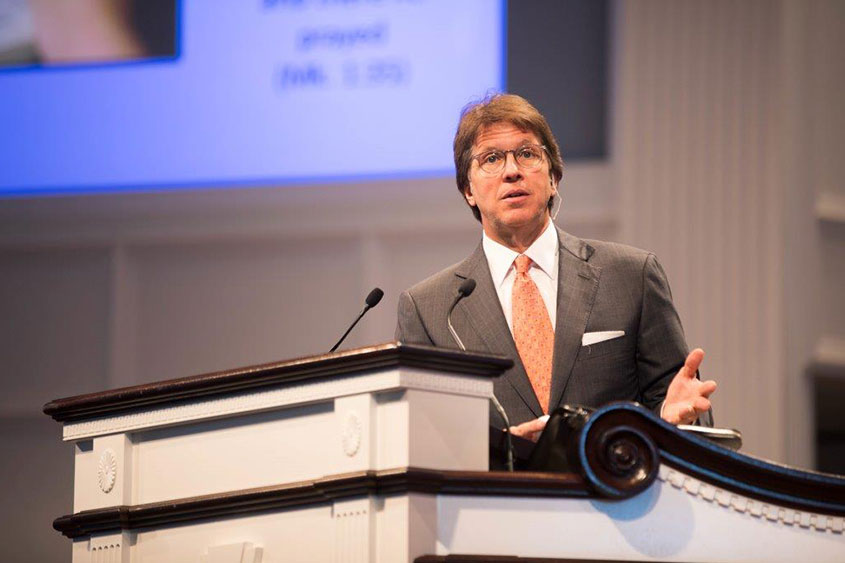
[482,220,559,335]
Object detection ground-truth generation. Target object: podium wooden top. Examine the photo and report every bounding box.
[43,341,513,423]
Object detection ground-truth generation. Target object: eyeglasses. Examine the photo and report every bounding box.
[471,144,548,175]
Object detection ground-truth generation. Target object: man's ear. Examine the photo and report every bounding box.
[465,184,476,206]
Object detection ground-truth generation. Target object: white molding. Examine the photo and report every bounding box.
[333,497,375,563]
[658,465,843,534]
[61,369,493,441]
[97,449,117,494]
[0,161,612,247]
[89,531,131,563]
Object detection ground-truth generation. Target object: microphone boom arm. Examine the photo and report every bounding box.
[329,288,384,353]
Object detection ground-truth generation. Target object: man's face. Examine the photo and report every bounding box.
[465,122,555,245]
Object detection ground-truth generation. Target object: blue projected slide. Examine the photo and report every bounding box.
[0,0,505,196]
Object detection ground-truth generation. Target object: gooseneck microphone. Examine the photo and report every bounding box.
[330,287,384,352]
[446,278,476,350]
[445,278,515,471]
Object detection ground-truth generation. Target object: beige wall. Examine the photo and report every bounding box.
[1,1,842,560]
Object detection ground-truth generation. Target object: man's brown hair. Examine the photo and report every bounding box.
[453,93,564,222]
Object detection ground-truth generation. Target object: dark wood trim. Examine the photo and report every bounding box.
[579,404,845,517]
[43,342,512,422]
[493,403,845,515]
[53,467,589,539]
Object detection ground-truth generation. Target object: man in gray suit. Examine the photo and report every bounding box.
[395,94,716,439]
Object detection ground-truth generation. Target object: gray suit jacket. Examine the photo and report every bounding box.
[396,226,710,428]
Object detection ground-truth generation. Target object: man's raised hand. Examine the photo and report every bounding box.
[661,348,717,425]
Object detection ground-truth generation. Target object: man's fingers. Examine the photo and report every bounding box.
[509,416,548,441]
[699,379,717,398]
[682,348,705,378]
[671,403,695,425]
[674,398,710,424]
[666,395,713,425]
[526,418,547,433]
[693,397,711,414]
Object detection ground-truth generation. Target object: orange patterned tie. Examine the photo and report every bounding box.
[512,255,554,414]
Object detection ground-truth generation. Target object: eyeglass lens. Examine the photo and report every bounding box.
[478,145,544,173]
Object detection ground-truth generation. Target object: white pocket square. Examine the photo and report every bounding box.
[582,331,625,346]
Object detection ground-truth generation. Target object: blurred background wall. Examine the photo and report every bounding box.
[0,0,843,560]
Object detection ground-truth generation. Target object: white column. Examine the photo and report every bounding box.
[613,0,788,462]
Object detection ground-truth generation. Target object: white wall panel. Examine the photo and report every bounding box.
[0,247,111,411]
[127,236,366,384]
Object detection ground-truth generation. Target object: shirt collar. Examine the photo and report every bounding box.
[482,220,559,288]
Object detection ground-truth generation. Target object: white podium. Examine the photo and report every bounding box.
[44,342,845,562]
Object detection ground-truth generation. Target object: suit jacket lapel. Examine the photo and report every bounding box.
[455,242,544,417]
[548,227,601,411]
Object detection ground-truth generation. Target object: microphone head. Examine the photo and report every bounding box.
[365,287,384,308]
[458,278,476,297]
